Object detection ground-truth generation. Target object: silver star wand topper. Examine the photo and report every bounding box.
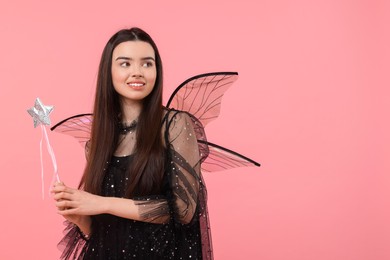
[28,98,60,199]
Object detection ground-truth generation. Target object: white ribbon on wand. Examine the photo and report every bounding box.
[40,125,60,199]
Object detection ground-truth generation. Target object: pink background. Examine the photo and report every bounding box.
[1,0,389,259]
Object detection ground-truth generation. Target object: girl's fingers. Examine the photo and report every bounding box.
[51,185,66,193]
[52,182,65,190]
[53,191,73,201]
[52,185,75,194]
[55,199,76,209]
[57,208,77,216]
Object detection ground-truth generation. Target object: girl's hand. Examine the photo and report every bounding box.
[52,182,107,217]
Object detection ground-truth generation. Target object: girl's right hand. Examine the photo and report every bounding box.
[52,182,91,230]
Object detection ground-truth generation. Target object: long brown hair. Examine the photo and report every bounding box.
[80,27,164,197]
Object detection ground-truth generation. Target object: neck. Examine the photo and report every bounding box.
[121,99,142,123]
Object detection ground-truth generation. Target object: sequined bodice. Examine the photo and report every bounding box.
[84,155,202,260]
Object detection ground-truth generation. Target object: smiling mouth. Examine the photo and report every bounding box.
[128,83,145,87]
[127,83,145,90]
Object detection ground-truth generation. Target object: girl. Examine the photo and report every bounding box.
[53,27,211,260]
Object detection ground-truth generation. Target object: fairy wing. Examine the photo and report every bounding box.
[200,141,260,172]
[50,113,92,148]
[191,116,260,171]
[166,72,239,127]
[168,72,260,170]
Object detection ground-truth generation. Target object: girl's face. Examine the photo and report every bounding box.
[111,41,157,105]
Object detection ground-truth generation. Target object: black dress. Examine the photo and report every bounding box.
[58,110,213,260]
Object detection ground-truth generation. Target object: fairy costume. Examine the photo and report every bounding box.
[52,72,260,260]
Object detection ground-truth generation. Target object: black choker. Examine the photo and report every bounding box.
[118,120,137,135]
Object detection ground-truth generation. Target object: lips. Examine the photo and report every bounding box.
[127,81,145,90]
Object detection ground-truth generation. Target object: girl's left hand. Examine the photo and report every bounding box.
[52,183,107,216]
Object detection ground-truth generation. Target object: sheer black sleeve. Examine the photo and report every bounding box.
[135,110,209,225]
[57,221,88,259]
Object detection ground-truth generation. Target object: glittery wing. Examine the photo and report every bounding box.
[50,113,92,147]
[167,72,260,171]
[200,141,260,172]
[166,72,239,127]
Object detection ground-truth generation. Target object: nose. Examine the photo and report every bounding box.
[130,64,143,78]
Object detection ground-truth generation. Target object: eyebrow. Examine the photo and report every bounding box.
[115,56,155,61]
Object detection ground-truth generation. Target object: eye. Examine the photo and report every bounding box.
[142,61,154,68]
[120,62,130,67]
